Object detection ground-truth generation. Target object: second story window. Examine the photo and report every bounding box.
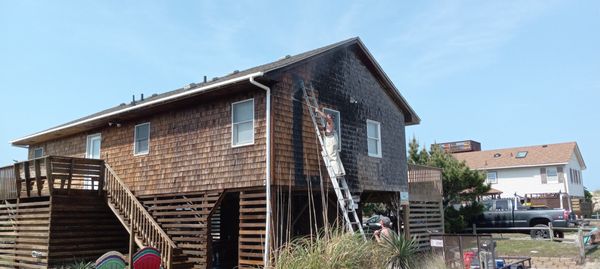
[134,123,150,155]
[33,147,44,158]
[487,171,498,184]
[366,120,381,158]
[546,167,558,183]
[232,99,254,147]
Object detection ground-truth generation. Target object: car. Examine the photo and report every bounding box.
[362,214,400,235]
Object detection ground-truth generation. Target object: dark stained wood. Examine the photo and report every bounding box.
[238,189,266,269]
[48,192,129,265]
[269,46,408,192]
[24,161,31,197]
[34,160,42,196]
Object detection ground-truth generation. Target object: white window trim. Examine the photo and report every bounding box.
[323,108,341,151]
[487,171,498,184]
[133,122,151,156]
[547,167,559,183]
[33,147,44,158]
[366,119,382,158]
[86,133,102,159]
[231,98,255,148]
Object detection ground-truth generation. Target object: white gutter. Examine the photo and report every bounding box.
[11,72,265,145]
[473,162,569,171]
[249,76,272,268]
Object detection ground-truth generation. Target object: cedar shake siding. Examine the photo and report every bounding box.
[270,45,408,192]
[22,38,416,196]
[28,89,267,196]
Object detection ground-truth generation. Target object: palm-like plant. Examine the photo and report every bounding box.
[380,232,417,269]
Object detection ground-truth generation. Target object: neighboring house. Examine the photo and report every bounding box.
[0,37,419,269]
[450,141,586,211]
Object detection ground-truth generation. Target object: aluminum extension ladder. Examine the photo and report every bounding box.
[300,81,366,240]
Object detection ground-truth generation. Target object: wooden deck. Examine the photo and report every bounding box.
[0,156,104,201]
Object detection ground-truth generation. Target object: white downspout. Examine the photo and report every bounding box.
[249,74,272,268]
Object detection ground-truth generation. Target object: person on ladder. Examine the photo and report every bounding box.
[316,108,345,177]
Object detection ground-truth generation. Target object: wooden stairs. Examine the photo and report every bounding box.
[103,164,192,269]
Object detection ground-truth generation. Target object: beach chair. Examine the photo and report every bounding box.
[132,247,162,269]
[95,251,127,269]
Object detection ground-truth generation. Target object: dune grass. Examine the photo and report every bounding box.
[274,229,446,269]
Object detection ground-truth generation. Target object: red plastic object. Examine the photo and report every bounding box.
[133,247,161,269]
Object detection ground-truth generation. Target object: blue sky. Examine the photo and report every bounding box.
[1,1,599,189]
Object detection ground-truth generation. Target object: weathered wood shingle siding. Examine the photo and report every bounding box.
[271,45,408,192]
[29,89,267,196]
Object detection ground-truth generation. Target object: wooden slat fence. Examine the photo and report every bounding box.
[0,165,17,200]
[0,198,51,269]
[238,189,266,269]
[407,164,444,251]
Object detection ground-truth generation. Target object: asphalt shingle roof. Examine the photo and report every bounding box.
[453,142,585,170]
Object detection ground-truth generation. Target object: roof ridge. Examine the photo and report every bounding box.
[454,141,577,155]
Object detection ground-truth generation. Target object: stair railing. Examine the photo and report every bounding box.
[103,163,177,269]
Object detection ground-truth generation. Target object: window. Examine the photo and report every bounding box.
[495,200,510,211]
[134,123,150,155]
[486,171,498,184]
[86,134,101,159]
[323,108,341,151]
[232,99,254,147]
[547,167,558,183]
[516,151,528,158]
[33,147,44,158]
[366,120,381,157]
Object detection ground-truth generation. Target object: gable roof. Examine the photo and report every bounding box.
[11,37,419,146]
[453,142,586,170]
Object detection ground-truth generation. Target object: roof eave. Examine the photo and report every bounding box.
[11,71,265,146]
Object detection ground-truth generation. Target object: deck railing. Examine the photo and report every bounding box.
[104,163,177,269]
[0,165,17,200]
[10,156,104,198]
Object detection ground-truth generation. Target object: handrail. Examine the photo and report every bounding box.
[104,163,177,269]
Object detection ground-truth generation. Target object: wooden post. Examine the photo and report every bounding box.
[403,204,410,238]
[24,161,31,197]
[98,162,105,196]
[67,159,74,193]
[34,159,42,196]
[577,226,585,264]
[129,216,136,268]
[548,222,554,241]
[14,164,22,199]
[45,157,53,193]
